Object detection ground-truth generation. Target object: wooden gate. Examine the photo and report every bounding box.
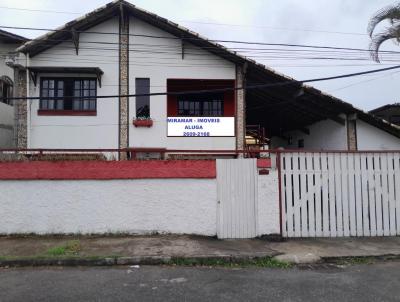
[217,159,258,239]
[280,152,400,238]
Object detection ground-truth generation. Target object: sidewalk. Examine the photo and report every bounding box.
[1,235,400,266]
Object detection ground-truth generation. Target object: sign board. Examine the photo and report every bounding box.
[167,117,235,137]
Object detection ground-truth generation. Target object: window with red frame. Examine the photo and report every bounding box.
[177,92,224,116]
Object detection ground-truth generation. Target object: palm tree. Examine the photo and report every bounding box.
[368,3,400,62]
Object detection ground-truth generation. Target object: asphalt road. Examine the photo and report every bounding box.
[1,262,400,302]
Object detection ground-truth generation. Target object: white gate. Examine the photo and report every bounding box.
[217,159,258,239]
[280,152,400,238]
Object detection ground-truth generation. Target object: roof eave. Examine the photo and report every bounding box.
[0,29,28,43]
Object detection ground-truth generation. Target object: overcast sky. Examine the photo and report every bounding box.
[0,0,399,111]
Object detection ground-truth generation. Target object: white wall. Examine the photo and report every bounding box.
[0,167,282,237]
[128,17,236,151]
[0,179,217,236]
[257,169,280,236]
[0,102,14,147]
[28,17,120,149]
[357,119,400,150]
[0,42,17,148]
[0,42,17,80]
[27,16,237,151]
[270,118,347,150]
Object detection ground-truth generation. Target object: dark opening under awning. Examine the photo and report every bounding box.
[27,67,104,88]
[245,64,400,139]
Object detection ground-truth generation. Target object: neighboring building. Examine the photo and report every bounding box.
[9,0,400,155]
[370,103,400,126]
[0,29,27,148]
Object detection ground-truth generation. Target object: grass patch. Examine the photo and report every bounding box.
[47,246,67,256]
[333,257,375,266]
[46,240,81,257]
[167,256,292,269]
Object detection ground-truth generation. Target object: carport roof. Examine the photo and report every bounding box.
[245,64,400,138]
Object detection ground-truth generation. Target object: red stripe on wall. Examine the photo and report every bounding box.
[0,160,216,180]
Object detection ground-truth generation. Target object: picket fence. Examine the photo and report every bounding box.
[280,152,400,238]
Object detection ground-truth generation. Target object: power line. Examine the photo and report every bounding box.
[4,45,392,61]
[1,25,399,55]
[0,5,81,15]
[3,35,400,63]
[180,20,366,36]
[8,42,399,64]
[15,38,400,59]
[329,70,400,92]
[4,42,393,57]
[0,5,366,36]
[5,64,400,101]
[3,38,399,68]
[29,56,398,68]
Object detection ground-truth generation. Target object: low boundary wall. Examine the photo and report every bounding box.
[0,159,279,237]
[0,179,217,235]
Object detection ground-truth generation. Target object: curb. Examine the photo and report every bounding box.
[2,254,399,268]
[321,254,400,264]
[0,256,171,268]
[273,253,400,265]
[0,254,271,268]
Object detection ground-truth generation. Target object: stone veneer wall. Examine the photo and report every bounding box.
[347,117,358,151]
[14,68,27,149]
[119,9,129,160]
[236,65,246,154]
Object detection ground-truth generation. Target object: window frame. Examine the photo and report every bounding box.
[135,78,151,118]
[39,77,97,116]
[0,80,13,106]
[177,93,224,117]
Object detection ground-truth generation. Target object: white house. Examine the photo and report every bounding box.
[0,29,27,148]
[7,0,400,157]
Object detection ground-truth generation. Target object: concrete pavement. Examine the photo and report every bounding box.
[2,262,400,301]
[2,235,400,265]
[271,237,400,263]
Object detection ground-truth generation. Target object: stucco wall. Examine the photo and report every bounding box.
[0,179,218,236]
[0,160,281,237]
[0,42,17,148]
[27,17,120,149]
[0,102,14,147]
[257,169,280,236]
[0,42,17,80]
[128,17,236,151]
[357,119,400,150]
[270,118,347,150]
[26,16,237,151]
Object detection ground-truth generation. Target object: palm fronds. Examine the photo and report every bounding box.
[368,3,400,62]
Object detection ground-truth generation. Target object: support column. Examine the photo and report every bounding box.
[236,65,246,156]
[118,6,129,160]
[347,114,358,151]
[13,68,27,149]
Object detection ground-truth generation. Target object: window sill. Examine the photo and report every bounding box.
[38,110,97,116]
